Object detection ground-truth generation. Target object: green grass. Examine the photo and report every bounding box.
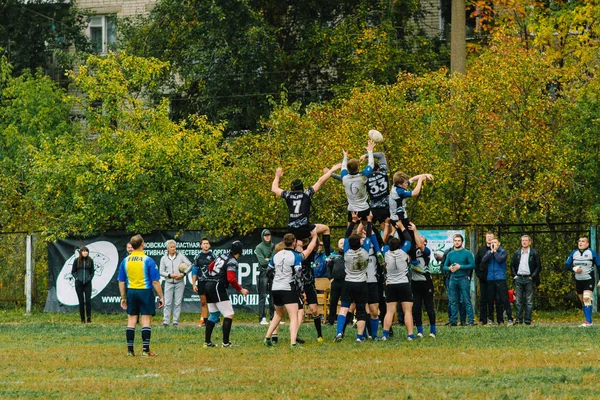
[1,310,599,399]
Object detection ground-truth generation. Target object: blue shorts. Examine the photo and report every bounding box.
[127,289,156,316]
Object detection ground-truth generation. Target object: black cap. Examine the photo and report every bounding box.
[291,179,303,191]
[231,240,243,255]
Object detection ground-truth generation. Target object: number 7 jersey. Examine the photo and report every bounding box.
[281,187,315,229]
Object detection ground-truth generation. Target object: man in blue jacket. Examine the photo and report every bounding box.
[482,238,513,325]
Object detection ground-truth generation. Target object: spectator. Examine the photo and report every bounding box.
[255,229,275,325]
[482,238,513,325]
[475,231,494,325]
[443,234,475,326]
[72,246,95,323]
[159,240,192,327]
[510,235,541,325]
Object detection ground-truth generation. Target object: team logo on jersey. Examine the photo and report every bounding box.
[56,241,119,306]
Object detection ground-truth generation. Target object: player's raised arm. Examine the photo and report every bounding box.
[313,163,342,192]
[271,167,284,197]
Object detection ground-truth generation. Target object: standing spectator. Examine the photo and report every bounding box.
[255,229,275,325]
[203,241,249,347]
[118,235,164,357]
[326,239,345,325]
[159,240,192,327]
[475,231,494,325]
[441,247,466,325]
[564,237,600,327]
[72,246,95,323]
[192,238,214,327]
[511,235,541,325]
[443,234,475,326]
[482,238,513,325]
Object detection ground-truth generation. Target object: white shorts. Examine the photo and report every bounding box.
[208,300,235,316]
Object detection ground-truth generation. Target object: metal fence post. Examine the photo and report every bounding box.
[592,225,598,313]
[470,227,477,309]
[25,234,32,314]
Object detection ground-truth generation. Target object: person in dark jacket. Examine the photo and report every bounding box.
[71,246,95,323]
[510,235,541,325]
[255,229,276,325]
[475,231,494,324]
[482,238,513,325]
[325,238,346,325]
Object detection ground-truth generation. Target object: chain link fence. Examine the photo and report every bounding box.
[0,223,595,311]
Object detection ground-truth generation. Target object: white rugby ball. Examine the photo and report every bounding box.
[368,129,383,143]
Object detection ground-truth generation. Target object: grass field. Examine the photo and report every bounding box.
[1,309,600,399]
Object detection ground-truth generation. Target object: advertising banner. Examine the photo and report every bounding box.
[44,230,281,313]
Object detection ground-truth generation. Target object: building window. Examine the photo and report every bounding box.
[88,15,117,54]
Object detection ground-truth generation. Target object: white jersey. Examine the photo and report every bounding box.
[566,248,600,281]
[271,249,303,291]
[344,248,369,283]
[410,248,430,282]
[385,249,410,284]
[341,152,374,212]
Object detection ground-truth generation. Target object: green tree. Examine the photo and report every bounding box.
[0,0,90,77]
[121,0,448,134]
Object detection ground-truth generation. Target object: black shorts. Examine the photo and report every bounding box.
[371,207,390,224]
[304,284,318,305]
[576,278,595,294]
[290,224,316,240]
[385,283,413,303]
[367,282,380,304]
[341,281,368,305]
[205,281,229,304]
[197,280,207,296]
[347,209,371,222]
[272,289,300,306]
[126,289,156,316]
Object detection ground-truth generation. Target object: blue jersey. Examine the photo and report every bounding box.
[118,251,160,289]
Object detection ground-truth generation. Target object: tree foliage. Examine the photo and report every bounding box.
[0,0,90,76]
[120,0,448,133]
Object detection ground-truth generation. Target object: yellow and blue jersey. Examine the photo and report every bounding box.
[118,251,160,289]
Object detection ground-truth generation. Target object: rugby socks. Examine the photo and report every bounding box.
[314,317,323,338]
[584,306,593,324]
[366,319,373,337]
[417,325,424,335]
[430,324,437,336]
[126,327,135,353]
[272,334,278,344]
[222,317,233,344]
[323,235,331,256]
[342,312,354,335]
[336,314,347,336]
[141,327,151,352]
[370,318,379,338]
[205,320,216,343]
[408,334,415,340]
[382,330,389,339]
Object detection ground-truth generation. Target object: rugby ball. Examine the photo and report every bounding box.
[368,129,383,143]
[179,264,188,273]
